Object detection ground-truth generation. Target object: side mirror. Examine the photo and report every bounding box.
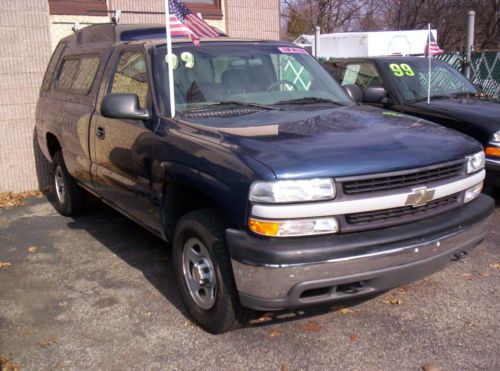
[363,85,388,104]
[101,93,150,120]
[342,84,363,103]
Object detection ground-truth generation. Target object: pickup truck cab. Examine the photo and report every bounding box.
[36,24,495,333]
[323,57,500,190]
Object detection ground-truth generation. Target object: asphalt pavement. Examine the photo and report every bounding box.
[0,194,499,370]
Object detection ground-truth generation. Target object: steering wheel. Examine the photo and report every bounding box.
[266,80,299,92]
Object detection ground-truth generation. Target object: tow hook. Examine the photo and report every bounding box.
[452,251,469,261]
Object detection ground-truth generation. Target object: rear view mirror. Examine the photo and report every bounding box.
[363,85,388,104]
[343,84,363,103]
[101,93,150,120]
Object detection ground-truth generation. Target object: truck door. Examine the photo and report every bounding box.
[90,46,160,233]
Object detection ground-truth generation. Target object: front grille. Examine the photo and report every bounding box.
[346,194,460,226]
[342,162,464,195]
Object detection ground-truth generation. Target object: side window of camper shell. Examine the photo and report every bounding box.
[41,42,66,90]
[55,55,100,95]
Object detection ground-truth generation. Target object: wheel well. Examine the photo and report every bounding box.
[46,133,61,158]
[162,181,220,241]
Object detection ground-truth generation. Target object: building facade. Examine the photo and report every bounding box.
[0,0,280,192]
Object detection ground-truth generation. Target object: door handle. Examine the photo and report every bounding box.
[96,126,105,140]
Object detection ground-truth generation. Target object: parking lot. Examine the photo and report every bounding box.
[1,195,499,370]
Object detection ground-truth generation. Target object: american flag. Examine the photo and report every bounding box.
[169,0,219,46]
[425,30,444,56]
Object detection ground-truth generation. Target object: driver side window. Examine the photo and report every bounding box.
[342,63,382,90]
[110,51,149,109]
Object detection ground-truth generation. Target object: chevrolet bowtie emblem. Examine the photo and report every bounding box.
[405,187,435,208]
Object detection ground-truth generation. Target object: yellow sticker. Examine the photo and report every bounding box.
[389,63,415,77]
[181,52,195,69]
[164,54,179,70]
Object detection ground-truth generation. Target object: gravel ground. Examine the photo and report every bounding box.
[0,194,499,370]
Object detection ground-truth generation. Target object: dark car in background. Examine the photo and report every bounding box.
[323,57,500,190]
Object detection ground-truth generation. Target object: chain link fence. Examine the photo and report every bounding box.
[436,51,500,98]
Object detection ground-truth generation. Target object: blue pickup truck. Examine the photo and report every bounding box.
[36,24,494,333]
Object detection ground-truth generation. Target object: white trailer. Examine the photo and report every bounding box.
[294,29,439,59]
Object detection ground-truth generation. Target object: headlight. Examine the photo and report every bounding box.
[466,151,485,174]
[248,217,339,237]
[464,182,483,203]
[491,130,500,145]
[249,178,336,203]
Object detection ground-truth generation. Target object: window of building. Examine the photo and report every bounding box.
[48,0,222,19]
[49,0,107,16]
[110,51,149,109]
[186,1,222,20]
[56,56,100,94]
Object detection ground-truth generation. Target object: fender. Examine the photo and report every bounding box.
[158,160,236,219]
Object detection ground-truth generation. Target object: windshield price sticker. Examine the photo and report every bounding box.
[165,54,179,70]
[181,52,195,69]
[389,63,415,77]
[278,47,309,55]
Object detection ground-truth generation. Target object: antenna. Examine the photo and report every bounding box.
[427,24,431,105]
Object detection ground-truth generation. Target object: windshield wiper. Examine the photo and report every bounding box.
[274,97,345,106]
[415,92,478,102]
[414,94,451,102]
[449,92,477,98]
[184,100,279,113]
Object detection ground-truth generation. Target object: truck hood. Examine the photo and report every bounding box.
[409,97,500,134]
[181,105,482,179]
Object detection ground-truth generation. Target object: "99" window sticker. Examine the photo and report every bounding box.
[389,63,415,77]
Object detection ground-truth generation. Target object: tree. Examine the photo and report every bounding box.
[282,0,372,39]
[281,0,500,51]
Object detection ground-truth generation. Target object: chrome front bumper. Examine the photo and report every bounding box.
[231,215,491,310]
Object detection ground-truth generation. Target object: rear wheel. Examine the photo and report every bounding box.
[172,209,250,333]
[52,152,86,216]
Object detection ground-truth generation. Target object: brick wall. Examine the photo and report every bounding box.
[225,0,280,40]
[0,0,52,192]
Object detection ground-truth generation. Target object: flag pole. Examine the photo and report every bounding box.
[165,0,176,118]
[427,23,431,105]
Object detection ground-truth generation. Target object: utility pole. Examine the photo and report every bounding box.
[314,26,320,58]
[465,10,475,79]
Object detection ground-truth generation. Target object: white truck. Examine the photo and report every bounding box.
[294,29,438,59]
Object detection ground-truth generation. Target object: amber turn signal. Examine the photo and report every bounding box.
[248,219,279,236]
[485,146,500,157]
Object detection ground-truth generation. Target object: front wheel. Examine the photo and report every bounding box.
[52,152,87,216]
[172,209,250,333]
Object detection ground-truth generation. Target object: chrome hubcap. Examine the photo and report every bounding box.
[182,238,216,310]
[54,166,66,203]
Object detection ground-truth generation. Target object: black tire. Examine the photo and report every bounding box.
[52,151,87,216]
[172,209,250,334]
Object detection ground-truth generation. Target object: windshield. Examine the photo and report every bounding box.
[380,59,478,102]
[153,43,352,114]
